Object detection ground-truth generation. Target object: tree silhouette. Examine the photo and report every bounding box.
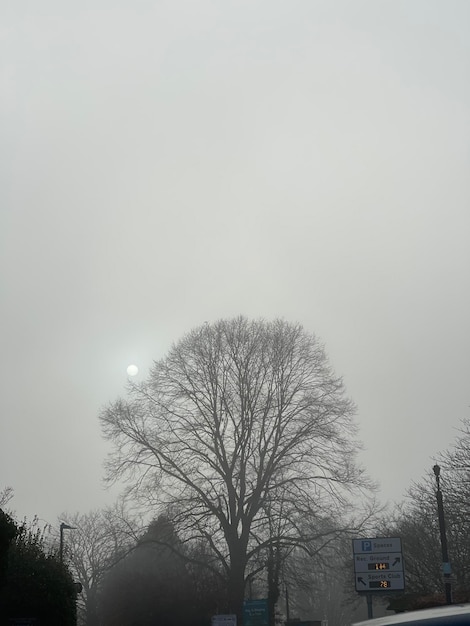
[99,515,221,626]
[101,317,372,619]
[0,517,77,625]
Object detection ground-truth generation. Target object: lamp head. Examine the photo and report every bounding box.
[433,464,441,478]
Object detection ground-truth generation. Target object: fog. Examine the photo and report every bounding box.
[1,0,469,525]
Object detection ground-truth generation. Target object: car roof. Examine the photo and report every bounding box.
[353,604,470,626]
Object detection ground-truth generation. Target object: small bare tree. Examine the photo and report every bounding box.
[61,505,138,626]
[100,317,372,618]
[378,416,470,608]
[0,487,14,511]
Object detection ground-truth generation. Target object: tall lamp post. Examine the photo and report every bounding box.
[432,465,452,605]
[59,522,75,563]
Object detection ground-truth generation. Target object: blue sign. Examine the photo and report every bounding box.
[243,599,269,626]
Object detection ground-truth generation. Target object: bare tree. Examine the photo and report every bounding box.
[377,415,470,609]
[0,487,14,511]
[441,416,470,526]
[100,317,373,618]
[61,505,138,626]
[434,415,470,597]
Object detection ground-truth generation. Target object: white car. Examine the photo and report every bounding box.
[354,604,470,626]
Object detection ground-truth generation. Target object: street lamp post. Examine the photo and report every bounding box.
[59,522,75,563]
[432,465,452,605]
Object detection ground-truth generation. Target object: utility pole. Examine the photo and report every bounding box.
[433,465,452,605]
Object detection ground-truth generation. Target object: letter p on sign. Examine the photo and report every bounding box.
[362,541,372,551]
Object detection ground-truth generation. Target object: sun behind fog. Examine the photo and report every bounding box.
[126,364,139,377]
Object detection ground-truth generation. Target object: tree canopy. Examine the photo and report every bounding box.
[100,316,373,617]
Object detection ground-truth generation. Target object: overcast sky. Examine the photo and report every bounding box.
[1,0,469,526]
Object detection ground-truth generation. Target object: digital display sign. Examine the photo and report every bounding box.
[353,537,404,592]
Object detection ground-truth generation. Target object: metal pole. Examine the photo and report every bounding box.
[366,594,373,620]
[59,522,75,563]
[60,523,64,563]
[433,465,452,605]
[285,586,290,625]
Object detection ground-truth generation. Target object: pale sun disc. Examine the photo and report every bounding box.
[126,364,139,377]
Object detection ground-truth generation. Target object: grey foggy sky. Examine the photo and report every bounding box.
[1,0,469,525]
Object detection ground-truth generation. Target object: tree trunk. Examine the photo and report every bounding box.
[227,551,246,624]
[267,549,281,626]
[85,593,100,626]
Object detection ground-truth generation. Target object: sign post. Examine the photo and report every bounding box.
[352,537,405,618]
